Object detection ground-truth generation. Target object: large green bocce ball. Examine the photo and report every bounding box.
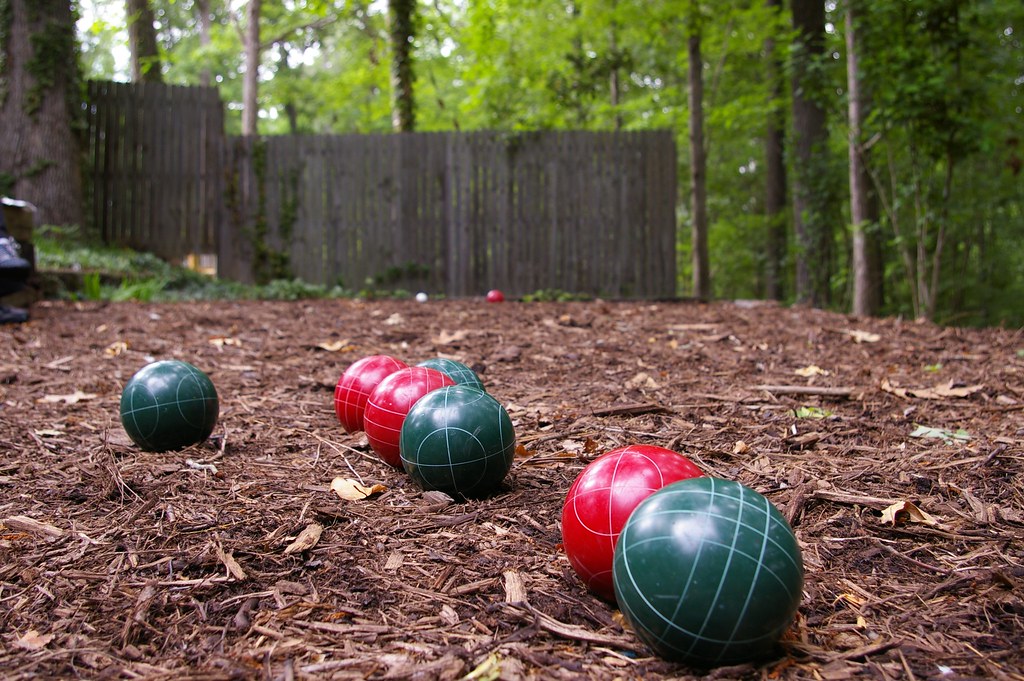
[415,358,486,392]
[612,477,803,666]
[120,360,219,452]
[400,385,515,498]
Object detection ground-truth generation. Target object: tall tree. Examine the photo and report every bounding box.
[195,0,213,87]
[607,0,623,131]
[0,0,83,226]
[688,9,709,301]
[763,0,786,300]
[126,0,163,82]
[844,0,880,316]
[789,0,831,306]
[241,0,261,135]
[861,0,1004,321]
[388,0,416,131]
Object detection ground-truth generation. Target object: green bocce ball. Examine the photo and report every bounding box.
[400,385,515,498]
[416,358,485,392]
[120,360,219,452]
[612,477,803,666]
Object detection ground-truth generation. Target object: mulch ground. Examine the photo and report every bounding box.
[1,298,1022,680]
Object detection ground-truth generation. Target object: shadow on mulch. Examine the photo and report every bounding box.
[1,298,1022,680]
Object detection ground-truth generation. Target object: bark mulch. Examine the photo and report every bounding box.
[1,298,1022,680]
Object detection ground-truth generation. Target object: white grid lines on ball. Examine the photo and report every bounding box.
[617,483,799,652]
[407,427,498,467]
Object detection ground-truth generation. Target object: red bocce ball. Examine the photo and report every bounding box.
[364,366,455,468]
[334,355,408,433]
[486,289,505,303]
[561,445,704,602]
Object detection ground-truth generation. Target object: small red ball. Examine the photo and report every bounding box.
[486,289,505,303]
[364,367,455,467]
[334,355,407,433]
[561,445,703,602]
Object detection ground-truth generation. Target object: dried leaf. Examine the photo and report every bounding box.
[627,372,659,389]
[909,425,971,443]
[879,500,939,527]
[732,440,751,455]
[433,329,468,345]
[560,439,585,455]
[15,629,54,650]
[833,592,867,608]
[881,379,910,398]
[794,365,829,377]
[104,340,128,357]
[931,381,985,398]
[209,336,241,349]
[316,339,354,352]
[330,477,387,501]
[882,378,984,400]
[36,390,98,405]
[283,523,323,555]
[846,329,881,343]
[384,313,404,326]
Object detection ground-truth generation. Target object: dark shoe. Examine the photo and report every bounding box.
[0,305,28,324]
[0,278,25,297]
[0,236,31,280]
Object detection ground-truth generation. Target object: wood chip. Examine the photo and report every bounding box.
[755,385,857,398]
[215,545,248,581]
[3,515,64,539]
[502,570,528,604]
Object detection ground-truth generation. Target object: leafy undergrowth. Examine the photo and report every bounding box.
[35,227,349,302]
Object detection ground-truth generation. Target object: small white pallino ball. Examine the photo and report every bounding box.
[415,292,428,303]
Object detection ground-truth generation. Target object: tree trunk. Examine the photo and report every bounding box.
[790,0,830,307]
[763,0,787,300]
[608,0,623,131]
[845,0,881,316]
[126,0,163,83]
[277,43,300,134]
[195,0,212,87]
[388,0,416,132]
[241,0,261,136]
[688,30,710,301]
[0,0,83,227]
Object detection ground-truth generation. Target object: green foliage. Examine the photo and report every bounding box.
[520,289,592,303]
[80,271,102,300]
[71,0,1024,326]
[792,406,832,419]
[35,225,354,302]
[248,138,292,284]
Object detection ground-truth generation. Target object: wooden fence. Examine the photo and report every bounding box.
[85,80,224,261]
[85,81,678,298]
